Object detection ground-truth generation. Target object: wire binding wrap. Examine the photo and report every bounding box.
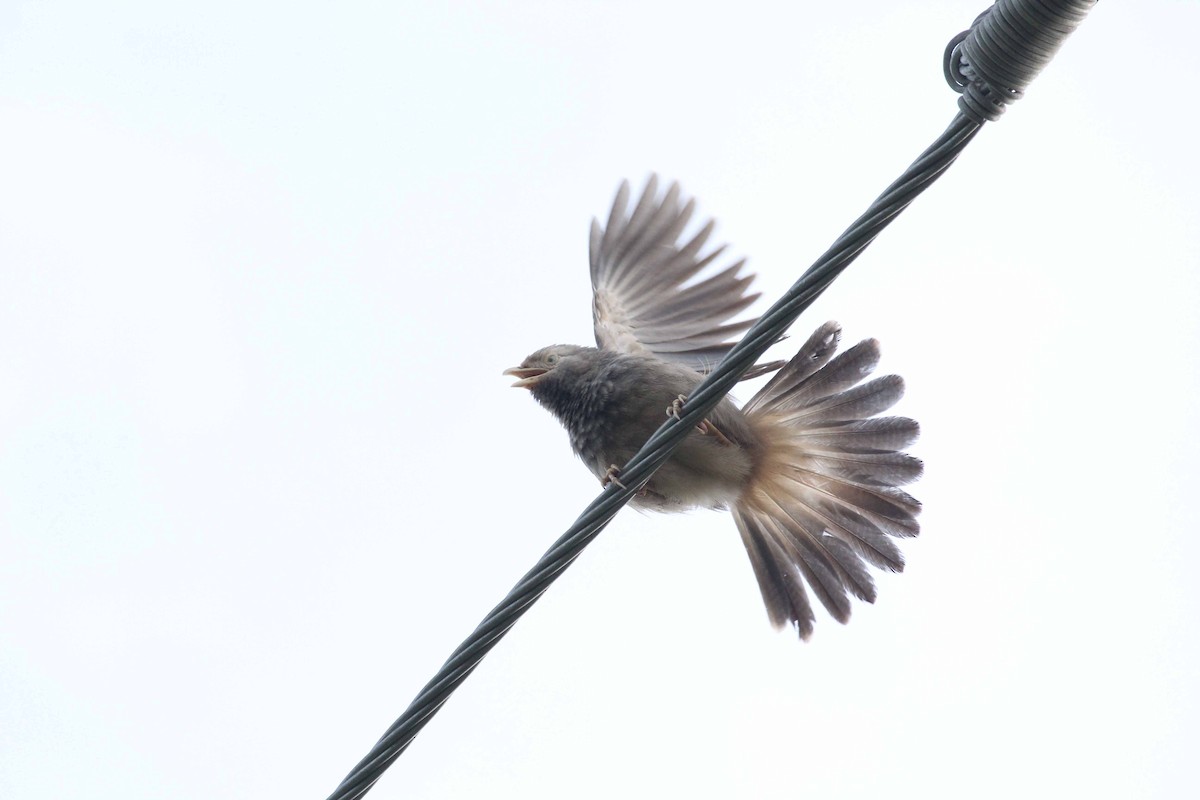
[327,2,1095,797]
[945,0,1097,123]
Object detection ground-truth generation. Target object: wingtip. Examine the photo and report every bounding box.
[637,173,657,203]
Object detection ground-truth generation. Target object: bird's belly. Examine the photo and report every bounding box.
[624,436,754,512]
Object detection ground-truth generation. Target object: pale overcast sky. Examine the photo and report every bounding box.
[2,2,1198,799]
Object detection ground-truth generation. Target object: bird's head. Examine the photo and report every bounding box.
[503,344,595,390]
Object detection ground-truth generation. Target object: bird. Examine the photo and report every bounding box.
[504,176,922,639]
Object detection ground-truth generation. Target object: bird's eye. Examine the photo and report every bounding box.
[545,353,560,365]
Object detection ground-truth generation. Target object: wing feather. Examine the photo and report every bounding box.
[591,176,773,377]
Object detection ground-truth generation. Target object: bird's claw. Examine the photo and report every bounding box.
[602,464,627,490]
[602,465,650,497]
[666,394,688,420]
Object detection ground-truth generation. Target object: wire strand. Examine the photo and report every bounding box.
[326,2,1096,797]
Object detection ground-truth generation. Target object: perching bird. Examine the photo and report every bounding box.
[504,176,922,639]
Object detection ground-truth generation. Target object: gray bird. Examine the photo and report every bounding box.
[504,176,922,639]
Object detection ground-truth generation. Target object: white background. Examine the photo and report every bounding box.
[2,2,1197,798]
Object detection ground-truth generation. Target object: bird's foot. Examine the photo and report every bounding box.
[667,393,732,445]
[666,394,688,420]
[602,464,627,490]
[601,465,649,496]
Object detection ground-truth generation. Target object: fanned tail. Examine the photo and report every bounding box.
[733,321,922,639]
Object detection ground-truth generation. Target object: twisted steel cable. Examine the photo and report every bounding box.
[327,1,1096,797]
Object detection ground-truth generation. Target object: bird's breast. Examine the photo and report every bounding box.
[548,355,759,511]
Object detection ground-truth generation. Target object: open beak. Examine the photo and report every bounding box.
[503,366,548,389]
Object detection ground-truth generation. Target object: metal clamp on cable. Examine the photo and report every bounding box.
[945,0,1096,124]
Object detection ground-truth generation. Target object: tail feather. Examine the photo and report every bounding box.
[820,506,909,569]
[792,416,920,453]
[779,468,920,530]
[823,537,880,602]
[776,374,904,424]
[761,502,854,623]
[766,495,877,608]
[735,321,922,638]
[816,485,921,537]
[759,339,883,411]
[799,450,923,489]
[734,509,817,636]
[778,486,907,572]
[746,321,843,412]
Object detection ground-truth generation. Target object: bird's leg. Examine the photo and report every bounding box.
[696,419,734,446]
[667,393,733,446]
[602,464,627,490]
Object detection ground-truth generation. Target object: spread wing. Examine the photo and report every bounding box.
[590,175,773,375]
